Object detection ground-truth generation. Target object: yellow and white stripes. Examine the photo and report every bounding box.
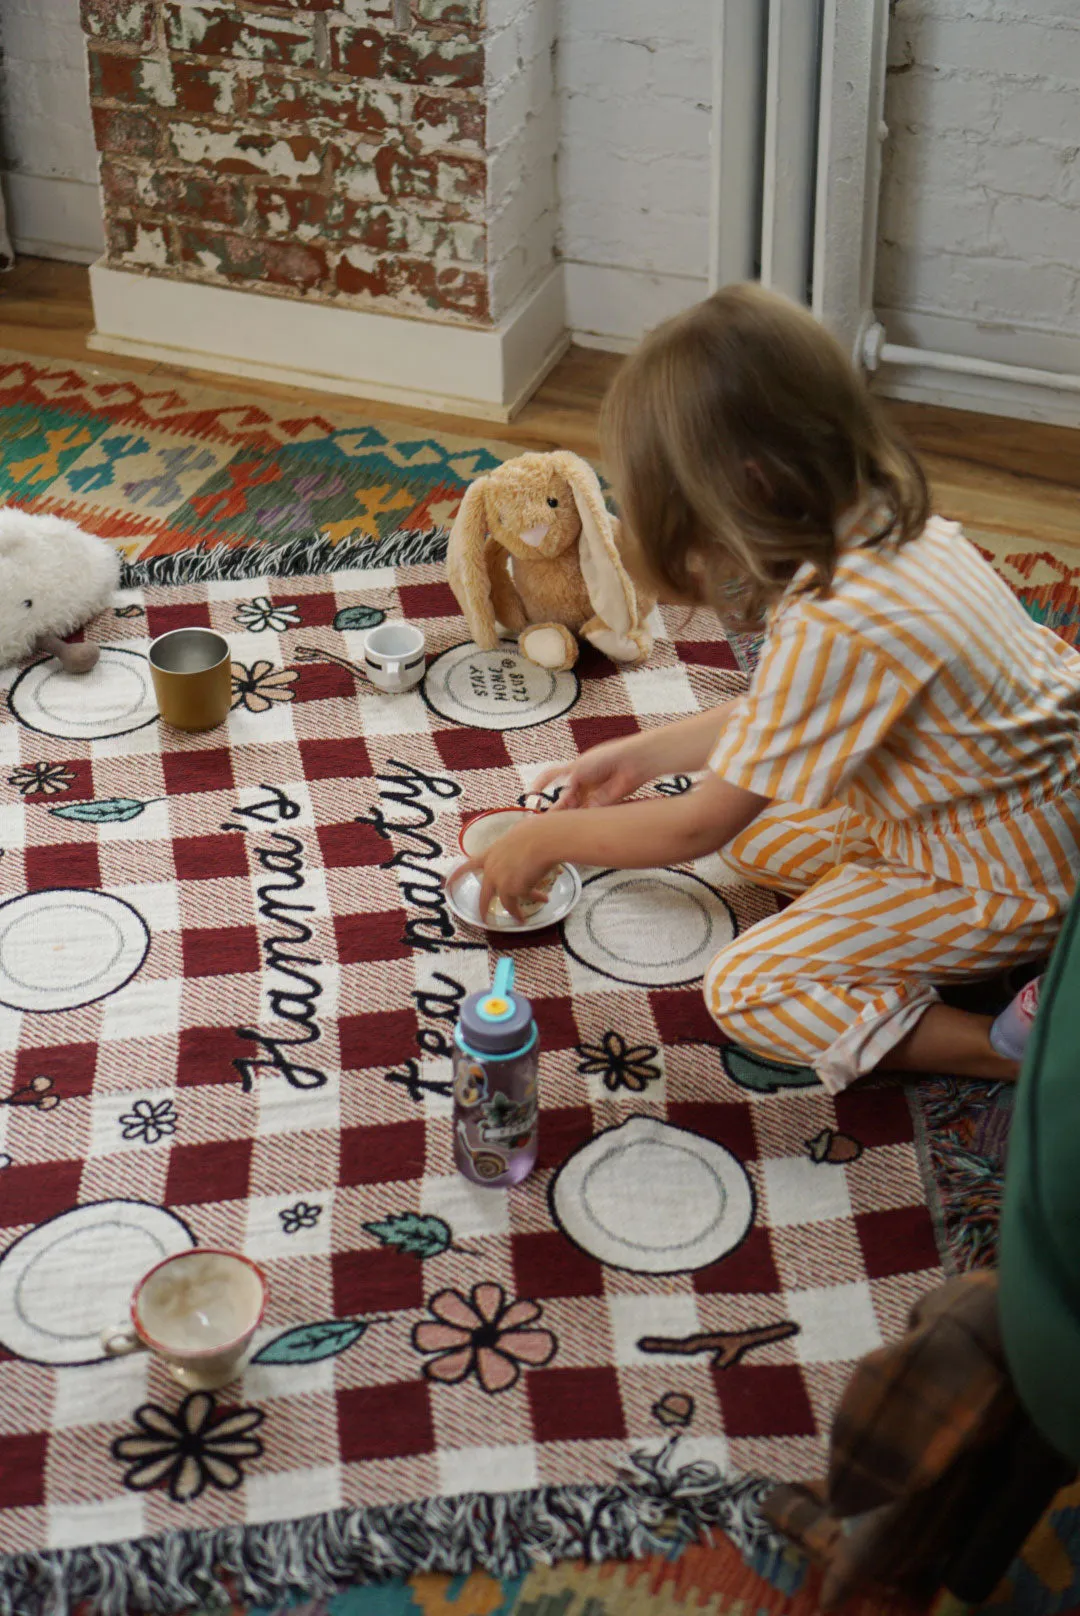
[705,514,1080,1091]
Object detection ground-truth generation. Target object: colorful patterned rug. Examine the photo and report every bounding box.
[0,352,1078,1616]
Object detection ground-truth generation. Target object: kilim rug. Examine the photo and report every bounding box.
[171,1490,1080,1616]
[0,351,1077,1616]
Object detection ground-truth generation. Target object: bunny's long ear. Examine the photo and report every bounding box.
[447,477,499,649]
[551,452,637,637]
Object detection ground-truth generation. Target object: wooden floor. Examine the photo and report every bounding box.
[3,257,1077,548]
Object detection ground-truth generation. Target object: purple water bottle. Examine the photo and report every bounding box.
[453,958,538,1187]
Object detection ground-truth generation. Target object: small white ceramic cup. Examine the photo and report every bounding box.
[364,622,426,693]
[101,1249,268,1391]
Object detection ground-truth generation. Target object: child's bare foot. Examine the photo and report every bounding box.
[884,1003,1020,1082]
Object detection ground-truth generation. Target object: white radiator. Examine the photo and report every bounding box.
[708,0,891,368]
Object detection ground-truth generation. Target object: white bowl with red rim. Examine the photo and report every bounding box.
[458,805,543,860]
[449,804,580,931]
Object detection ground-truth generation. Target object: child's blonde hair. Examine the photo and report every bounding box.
[601,283,929,625]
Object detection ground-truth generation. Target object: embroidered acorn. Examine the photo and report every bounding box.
[805,1128,862,1164]
[652,1391,695,1428]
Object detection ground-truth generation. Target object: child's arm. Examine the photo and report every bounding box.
[469,773,769,921]
[533,702,736,811]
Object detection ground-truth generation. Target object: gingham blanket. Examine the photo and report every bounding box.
[0,564,942,1611]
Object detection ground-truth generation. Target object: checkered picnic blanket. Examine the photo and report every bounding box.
[0,563,942,1610]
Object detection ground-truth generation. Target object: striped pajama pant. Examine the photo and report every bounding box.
[705,797,1080,1093]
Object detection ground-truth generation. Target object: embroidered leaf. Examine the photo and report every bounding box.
[364,1212,452,1260]
[49,797,149,824]
[334,606,386,633]
[252,1319,371,1365]
[721,1044,819,1093]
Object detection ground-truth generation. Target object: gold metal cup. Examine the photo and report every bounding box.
[148,628,232,732]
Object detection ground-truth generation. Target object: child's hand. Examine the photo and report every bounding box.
[460,819,559,924]
[454,776,769,922]
[533,735,650,812]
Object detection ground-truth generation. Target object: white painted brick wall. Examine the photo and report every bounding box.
[877,0,1080,358]
[0,0,104,257]
[485,0,559,321]
[1,0,97,182]
[555,0,713,347]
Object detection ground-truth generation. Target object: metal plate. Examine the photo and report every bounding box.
[444,860,582,933]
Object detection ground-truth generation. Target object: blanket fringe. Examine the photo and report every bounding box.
[118,527,448,588]
[0,1472,781,1616]
[909,1079,1008,1274]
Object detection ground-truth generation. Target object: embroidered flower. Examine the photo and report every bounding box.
[576,1030,661,1093]
[412,1283,557,1394]
[279,1200,322,1235]
[233,596,302,634]
[119,1097,177,1145]
[230,659,298,713]
[8,762,75,796]
[112,1392,265,1503]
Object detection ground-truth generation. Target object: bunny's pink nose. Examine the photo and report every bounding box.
[520,522,549,547]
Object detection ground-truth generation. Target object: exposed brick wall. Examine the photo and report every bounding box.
[84,0,497,323]
[77,0,1080,362]
[877,0,1080,349]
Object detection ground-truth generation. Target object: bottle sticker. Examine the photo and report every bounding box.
[457,1121,507,1181]
[477,1090,537,1149]
[454,1061,488,1109]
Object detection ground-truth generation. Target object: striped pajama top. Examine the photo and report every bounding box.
[709,512,1080,908]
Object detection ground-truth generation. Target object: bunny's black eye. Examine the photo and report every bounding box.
[547,497,559,508]
[23,599,31,609]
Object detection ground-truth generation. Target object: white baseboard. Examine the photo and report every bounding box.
[572,329,638,356]
[4,173,104,264]
[89,261,568,422]
[563,261,709,351]
[875,306,1080,428]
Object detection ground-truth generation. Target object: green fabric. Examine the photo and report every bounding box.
[1000,901,1080,1465]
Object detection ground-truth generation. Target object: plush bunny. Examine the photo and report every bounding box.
[0,509,121,674]
[447,450,655,671]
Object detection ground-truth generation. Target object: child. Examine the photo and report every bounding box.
[461,285,1080,1091]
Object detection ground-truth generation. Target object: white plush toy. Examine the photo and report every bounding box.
[0,509,121,673]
